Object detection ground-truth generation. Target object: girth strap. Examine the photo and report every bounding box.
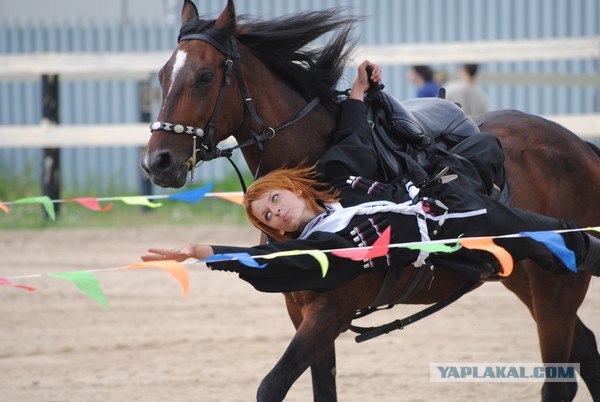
[367,259,435,309]
[350,280,478,343]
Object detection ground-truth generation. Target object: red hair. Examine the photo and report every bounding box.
[244,165,340,241]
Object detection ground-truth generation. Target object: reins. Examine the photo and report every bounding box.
[149,31,320,190]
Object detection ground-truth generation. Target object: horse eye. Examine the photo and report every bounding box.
[196,71,214,85]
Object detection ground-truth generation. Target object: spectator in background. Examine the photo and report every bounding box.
[445,63,489,116]
[408,65,441,98]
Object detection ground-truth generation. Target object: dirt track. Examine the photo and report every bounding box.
[0,225,598,401]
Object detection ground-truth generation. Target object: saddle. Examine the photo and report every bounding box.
[365,89,510,204]
[356,90,511,322]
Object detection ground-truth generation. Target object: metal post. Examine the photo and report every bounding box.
[41,74,60,220]
[139,77,153,213]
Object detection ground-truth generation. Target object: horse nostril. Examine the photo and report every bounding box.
[150,150,173,171]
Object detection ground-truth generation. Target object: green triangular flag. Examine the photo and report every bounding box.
[13,196,56,220]
[49,272,109,308]
[117,196,162,208]
[261,249,330,277]
[403,239,462,254]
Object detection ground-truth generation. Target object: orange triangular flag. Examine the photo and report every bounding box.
[460,237,514,277]
[120,260,190,295]
[0,201,9,213]
[211,192,244,205]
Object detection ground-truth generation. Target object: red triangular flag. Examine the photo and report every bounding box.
[331,227,392,261]
[365,226,391,258]
[0,277,36,292]
[70,198,113,212]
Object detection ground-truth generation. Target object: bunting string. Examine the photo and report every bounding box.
[2,227,598,307]
[0,182,246,219]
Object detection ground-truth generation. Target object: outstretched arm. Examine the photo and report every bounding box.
[141,243,214,262]
[140,232,366,293]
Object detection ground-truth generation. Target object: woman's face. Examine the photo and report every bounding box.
[250,189,321,234]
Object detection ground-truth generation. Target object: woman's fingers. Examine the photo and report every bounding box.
[140,254,164,261]
[141,248,178,261]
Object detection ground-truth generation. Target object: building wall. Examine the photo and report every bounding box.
[1,0,598,194]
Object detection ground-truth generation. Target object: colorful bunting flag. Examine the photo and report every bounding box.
[261,249,330,277]
[0,277,36,291]
[13,196,56,220]
[116,196,162,208]
[70,198,113,212]
[203,253,267,268]
[168,182,214,202]
[120,260,190,296]
[459,237,514,277]
[331,227,392,261]
[210,192,245,205]
[49,272,108,308]
[365,227,392,259]
[403,239,462,253]
[520,231,576,272]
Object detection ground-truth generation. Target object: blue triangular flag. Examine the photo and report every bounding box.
[168,182,214,202]
[520,231,577,272]
[201,253,267,269]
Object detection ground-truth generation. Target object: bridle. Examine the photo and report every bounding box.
[149,29,320,190]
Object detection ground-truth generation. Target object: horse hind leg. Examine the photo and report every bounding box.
[529,270,590,402]
[571,316,600,400]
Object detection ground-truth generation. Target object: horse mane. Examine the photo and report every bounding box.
[179,9,360,111]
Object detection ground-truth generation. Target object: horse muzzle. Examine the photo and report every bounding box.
[141,149,189,188]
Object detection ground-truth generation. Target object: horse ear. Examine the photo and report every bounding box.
[214,0,236,30]
[181,0,199,26]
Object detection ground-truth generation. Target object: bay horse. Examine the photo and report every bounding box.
[141,1,600,401]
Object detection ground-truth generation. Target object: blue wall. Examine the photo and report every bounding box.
[1,0,598,193]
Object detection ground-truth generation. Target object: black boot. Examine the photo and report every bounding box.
[578,235,600,276]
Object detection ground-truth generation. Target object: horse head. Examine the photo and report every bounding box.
[142,0,356,188]
[142,0,244,188]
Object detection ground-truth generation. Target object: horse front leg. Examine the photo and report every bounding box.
[283,293,338,401]
[310,343,337,401]
[256,291,356,402]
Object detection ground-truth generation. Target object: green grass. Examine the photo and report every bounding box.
[0,171,252,230]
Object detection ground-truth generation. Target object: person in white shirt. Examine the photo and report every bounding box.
[445,63,489,117]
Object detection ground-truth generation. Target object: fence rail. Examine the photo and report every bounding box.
[2,114,599,149]
[1,37,599,81]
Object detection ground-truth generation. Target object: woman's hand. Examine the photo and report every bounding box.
[350,60,381,100]
[141,243,214,262]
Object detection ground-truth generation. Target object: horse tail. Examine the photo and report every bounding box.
[585,141,600,158]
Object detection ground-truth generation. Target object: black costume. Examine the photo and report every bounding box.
[207,99,590,292]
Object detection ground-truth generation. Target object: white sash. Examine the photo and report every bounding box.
[298,182,488,267]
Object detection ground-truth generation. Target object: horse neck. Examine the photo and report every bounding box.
[234,48,337,176]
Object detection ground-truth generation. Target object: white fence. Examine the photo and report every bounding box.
[1,37,599,150]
